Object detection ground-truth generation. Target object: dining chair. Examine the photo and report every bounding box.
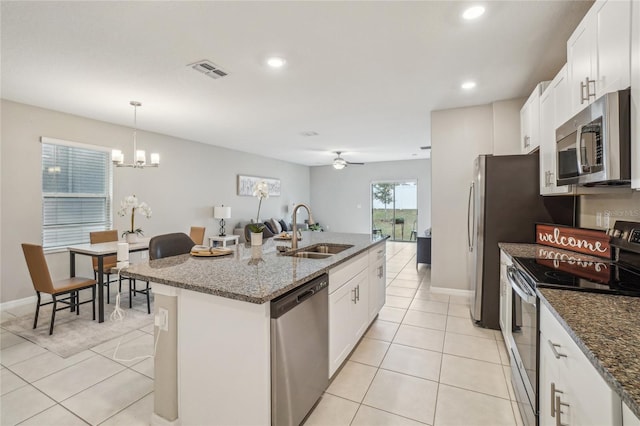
[189,226,206,245]
[89,230,119,304]
[21,243,97,335]
[149,232,196,260]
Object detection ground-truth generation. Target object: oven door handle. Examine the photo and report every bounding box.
[507,266,537,305]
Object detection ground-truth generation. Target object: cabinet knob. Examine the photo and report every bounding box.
[548,340,567,359]
[580,76,597,104]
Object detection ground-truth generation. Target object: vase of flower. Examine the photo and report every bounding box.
[118,195,152,242]
[248,181,269,246]
[250,231,263,246]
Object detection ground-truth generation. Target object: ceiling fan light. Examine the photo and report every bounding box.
[333,158,347,169]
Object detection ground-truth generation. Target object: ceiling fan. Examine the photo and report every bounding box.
[333,151,364,170]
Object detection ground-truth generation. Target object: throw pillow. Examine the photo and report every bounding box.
[270,218,282,234]
[278,219,289,232]
[264,220,276,234]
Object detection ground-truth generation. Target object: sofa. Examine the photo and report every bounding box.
[233,218,309,243]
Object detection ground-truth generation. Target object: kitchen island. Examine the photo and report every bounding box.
[121,231,386,426]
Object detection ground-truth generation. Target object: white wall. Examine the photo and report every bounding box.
[579,192,640,229]
[1,100,310,303]
[430,104,498,291]
[310,159,431,235]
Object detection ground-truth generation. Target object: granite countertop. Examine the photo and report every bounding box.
[538,289,640,418]
[500,242,640,417]
[498,242,608,262]
[121,231,386,304]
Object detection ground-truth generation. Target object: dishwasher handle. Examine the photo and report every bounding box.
[296,289,315,303]
[270,273,328,319]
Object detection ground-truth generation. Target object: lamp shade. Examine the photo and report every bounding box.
[214,206,231,219]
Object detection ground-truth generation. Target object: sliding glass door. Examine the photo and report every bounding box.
[371,180,417,242]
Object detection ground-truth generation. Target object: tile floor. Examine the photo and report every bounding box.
[0,241,523,425]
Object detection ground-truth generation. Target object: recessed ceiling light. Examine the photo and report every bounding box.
[267,57,286,68]
[461,81,477,90]
[462,5,485,20]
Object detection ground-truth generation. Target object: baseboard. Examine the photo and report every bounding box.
[0,294,57,312]
[150,413,180,426]
[429,286,473,298]
[1,295,36,312]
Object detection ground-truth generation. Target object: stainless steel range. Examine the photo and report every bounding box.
[507,220,640,426]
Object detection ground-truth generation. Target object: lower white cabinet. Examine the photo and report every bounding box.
[498,250,512,352]
[368,245,386,322]
[623,403,640,426]
[539,303,622,426]
[328,242,386,377]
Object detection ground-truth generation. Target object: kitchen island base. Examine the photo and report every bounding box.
[152,283,271,426]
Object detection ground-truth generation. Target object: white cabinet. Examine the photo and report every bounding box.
[328,252,370,377]
[539,303,622,426]
[368,244,386,322]
[567,0,631,115]
[520,81,550,154]
[632,0,640,190]
[539,65,573,195]
[623,402,640,426]
[498,250,512,352]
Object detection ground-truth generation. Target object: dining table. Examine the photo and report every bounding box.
[67,238,150,323]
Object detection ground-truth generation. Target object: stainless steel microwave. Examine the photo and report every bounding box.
[555,88,630,186]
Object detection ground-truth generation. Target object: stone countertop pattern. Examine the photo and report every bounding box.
[538,288,640,419]
[121,231,386,304]
[498,242,608,262]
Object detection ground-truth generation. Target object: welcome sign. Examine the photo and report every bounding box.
[536,224,611,259]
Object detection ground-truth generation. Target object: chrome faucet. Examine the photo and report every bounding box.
[291,203,314,250]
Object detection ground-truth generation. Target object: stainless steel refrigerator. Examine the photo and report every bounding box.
[468,154,575,329]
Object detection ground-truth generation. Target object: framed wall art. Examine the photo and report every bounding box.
[237,175,281,197]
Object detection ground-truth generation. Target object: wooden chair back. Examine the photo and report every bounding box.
[189,226,205,245]
[90,230,118,270]
[21,243,56,294]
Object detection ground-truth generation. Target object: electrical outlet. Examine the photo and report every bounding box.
[141,251,148,260]
[603,211,611,228]
[155,308,169,331]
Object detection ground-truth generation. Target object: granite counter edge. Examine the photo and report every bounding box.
[122,238,387,304]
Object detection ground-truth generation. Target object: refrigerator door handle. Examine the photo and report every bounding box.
[467,182,474,252]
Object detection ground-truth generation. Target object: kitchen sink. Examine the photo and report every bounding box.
[281,243,354,259]
[300,244,354,254]
[291,252,334,259]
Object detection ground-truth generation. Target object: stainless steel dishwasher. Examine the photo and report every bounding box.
[271,273,328,426]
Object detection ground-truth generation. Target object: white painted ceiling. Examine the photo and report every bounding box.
[1,1,592,166]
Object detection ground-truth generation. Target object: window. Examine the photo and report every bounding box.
[41,137,112,249]
[371,180,417,241]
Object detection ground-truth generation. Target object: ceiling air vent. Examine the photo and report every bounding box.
[189,60,228,79]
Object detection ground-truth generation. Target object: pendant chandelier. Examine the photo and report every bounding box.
[112,101,159,168]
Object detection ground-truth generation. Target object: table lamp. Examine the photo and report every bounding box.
[214,205,231,236]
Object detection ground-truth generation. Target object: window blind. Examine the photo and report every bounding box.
[42,140,112,248]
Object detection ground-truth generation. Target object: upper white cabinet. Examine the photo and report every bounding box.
[632,0,640,190]
[567,0,631,116]
[520,81,550,154]
[539,65,573,195]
